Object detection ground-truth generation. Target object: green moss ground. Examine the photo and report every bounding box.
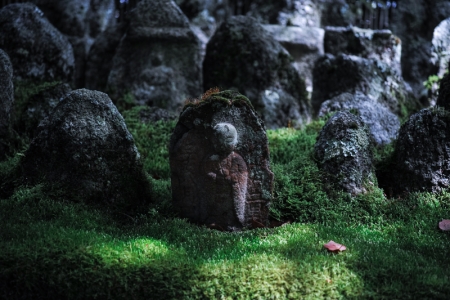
[0,105,449,299]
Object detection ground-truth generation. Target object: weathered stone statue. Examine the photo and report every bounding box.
[169,90,273,230]
[202,123,247,227]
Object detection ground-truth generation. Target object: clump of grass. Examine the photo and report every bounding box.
[122,106,176,216]
[2,98,450,298]
[13,80,62,130]
[122,106,176,180]
[1,184,449,298]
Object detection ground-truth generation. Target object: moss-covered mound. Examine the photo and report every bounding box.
[20,89,151,212]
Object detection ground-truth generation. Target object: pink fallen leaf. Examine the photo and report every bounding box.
[438,219,450,231]
[324,240,347,252]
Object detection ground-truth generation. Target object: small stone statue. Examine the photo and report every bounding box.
[202,123,247,227]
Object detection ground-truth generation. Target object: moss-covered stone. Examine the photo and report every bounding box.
[319,92,400,146]
[314,111,374,196]
[0,3,74,83]
[203,15,310,129]
[312,53,417,119]
[21,89,151,212]
[392,107,450,194]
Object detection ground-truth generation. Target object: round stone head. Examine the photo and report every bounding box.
[212,122,238,154]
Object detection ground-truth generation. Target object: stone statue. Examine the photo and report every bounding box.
[169,90,274,230]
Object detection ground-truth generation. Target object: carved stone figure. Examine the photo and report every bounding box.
[169,90,273,230]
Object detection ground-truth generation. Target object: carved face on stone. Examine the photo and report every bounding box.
[212,122,238,155]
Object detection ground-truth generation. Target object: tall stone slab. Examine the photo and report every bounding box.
[169,90,273,230]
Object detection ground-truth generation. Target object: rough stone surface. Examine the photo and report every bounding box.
[0,3,74,83]
[169,90,273,230]
[15,83,72,139]
[319,92,400,146]
[203,16,310,129]
[324,26,402,76]
[0,49,13,159]
[392,108,450,194]
[314,111,374,196]
[263,25,324,95]
[107,0,203,112]
[312,53,411,116]
[21,89,151,209]
[431,17,450,78]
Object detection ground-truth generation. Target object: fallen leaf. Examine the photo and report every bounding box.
[323,240,346,252]
[438,219,450,231]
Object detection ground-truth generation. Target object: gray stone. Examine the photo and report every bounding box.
[36,0,116,88]
[107,0,203,112]
[312,53,412,117]
[263,25,324,95]
[314,111,374,196]
[169,90,273,230]
[203,16,310,129]
[324,26,402,76]
[21,89,151,210]
[0,49,13,159]
[392,108,450,194]
[0,3,75,83]
[319,92,400,146]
